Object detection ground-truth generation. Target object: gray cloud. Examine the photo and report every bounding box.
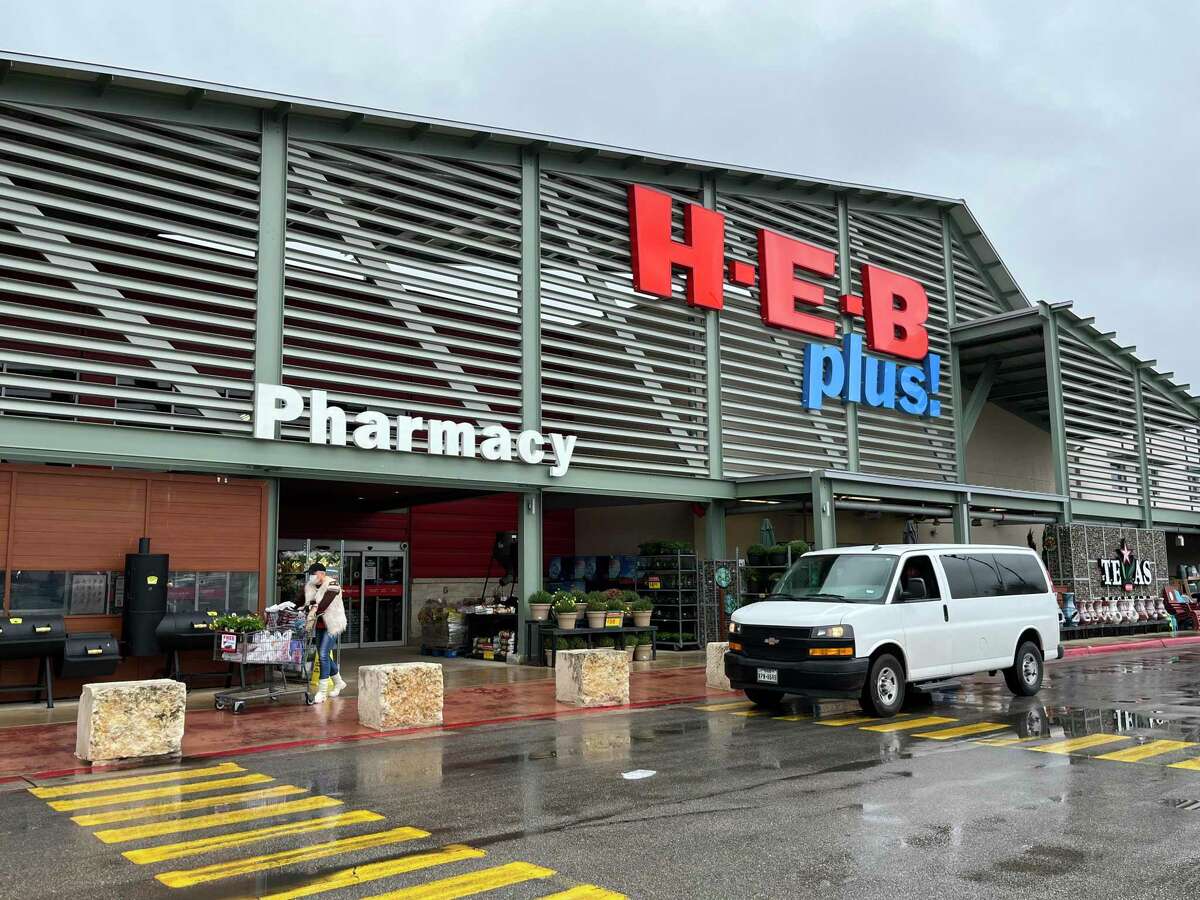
[3,0,1197,388]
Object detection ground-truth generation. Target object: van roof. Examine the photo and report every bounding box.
[805,544,1038,555]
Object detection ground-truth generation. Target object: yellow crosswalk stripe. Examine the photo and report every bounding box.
[48,773,273,812]
[124,811,385,864]
[1095,739,1196,763]
[30,762,244,799]
[1168,757,1200,771]
[771,715,811,722]
[73,785,309,826]
[256,844,486,900]
[540,886,628,899]
[861,716,957,733]
[156,825,430,888]
[1030,734,1130,755]
[814,715,887,727]
[94,795,343,843]
[913,722,1008,740]
[694,701,753,711]
[974,734,1032,746]
[731,710,771,718]
[362,861,556,899]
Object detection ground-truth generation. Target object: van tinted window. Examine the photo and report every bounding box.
[940,553,1006,599]
[995,553,1049,595]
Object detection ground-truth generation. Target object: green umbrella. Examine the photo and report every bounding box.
[759,518,776,548]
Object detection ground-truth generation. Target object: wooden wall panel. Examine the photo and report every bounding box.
[10,473,146,569]
[0,471,10,563]
[148,480,265,571]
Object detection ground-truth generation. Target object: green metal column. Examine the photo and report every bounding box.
[263,477,280,611]
[943,211,967,482]
[952,494,971,544]
[704,499,727,560]
[703,174,723,479]
[1043,310,1072,522]
[254,109,287,391]
[520,147,541,431]
[837,195,859,471]
[811,473,837,550]
[517,491,543,659]
[1133,366,1153,528]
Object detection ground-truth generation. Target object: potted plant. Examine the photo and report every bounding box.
[585,591,608,628]
[767,543,789,566]
[598,636,616,649]
[746,543,767,566]
[572,590,588,623]
[787,539,810,562]
[528,590,553,622]
[605,594,625,627]
[622,631,638,661]
[552,591,577,629]
[630,596,653,627]
[546,637,570,667]
[634,633,653,661]
[569,636,587,651]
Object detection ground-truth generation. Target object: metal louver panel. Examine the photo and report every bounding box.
[950,232,1008,323]
[1142,379,1200,512]
[1059,328,1142,504]
[0,102,260,432]
[539,172,707,475]
[283,142,522,446]
[849,212,956,481]
[717,194,847,476]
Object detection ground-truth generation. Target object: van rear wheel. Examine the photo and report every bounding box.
[743,689,783,708]
[860,653,905,717]
[1004,641,1043,696]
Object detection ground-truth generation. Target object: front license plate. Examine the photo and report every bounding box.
[756,668,779,685]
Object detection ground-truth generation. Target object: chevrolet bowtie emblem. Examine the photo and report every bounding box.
[764,637,780,646]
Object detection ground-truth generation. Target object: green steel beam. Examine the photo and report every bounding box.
[0,68,260,132]
[1071,500,1145,523]
[1042,313,1071,520]
[520,148,542,433]
[1151,508,1200,528]
[951,346,968,482]
[961,357,1000,444]
[703,174,723,480]
[1133,367,1153,528]
[811,474,837,550]
[942,210,958,329]
[952,496,971,543]
[263,477,279,610]
[704,500,727,560]
[254,109,287,397]
[837,194,859,472]
[0,416,735,502]
[516,490,542,658]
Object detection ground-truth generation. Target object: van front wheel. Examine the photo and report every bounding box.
[860,653,905,717]
[1004,641,1043,696]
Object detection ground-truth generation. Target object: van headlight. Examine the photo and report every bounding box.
[811,624,852,639]
[728,621,742,635]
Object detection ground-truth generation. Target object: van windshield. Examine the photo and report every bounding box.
[771,554,898,604]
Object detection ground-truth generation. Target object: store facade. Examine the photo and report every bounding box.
[0,54,1198,693]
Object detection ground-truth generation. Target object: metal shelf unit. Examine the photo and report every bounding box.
[636,552,700,650]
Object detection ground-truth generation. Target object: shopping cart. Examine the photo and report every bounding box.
[213,608,315,713]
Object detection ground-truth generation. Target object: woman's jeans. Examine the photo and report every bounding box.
[318,630,340,680]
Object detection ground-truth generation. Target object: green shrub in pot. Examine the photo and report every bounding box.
[746,543,767,566]
[528,589,553,622]
[767,543,789,566]
[585,591,609,628]
[631,596,653,627]
[551,590,577,630]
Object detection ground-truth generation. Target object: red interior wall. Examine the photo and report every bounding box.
[280,494,574,579]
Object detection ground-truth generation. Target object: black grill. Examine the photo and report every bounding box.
[0,615,67,708]
[736,625,815,661]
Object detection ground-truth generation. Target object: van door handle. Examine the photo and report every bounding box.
[943,604,949,622]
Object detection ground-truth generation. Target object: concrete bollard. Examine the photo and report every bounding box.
[555,649,629,707]
[706,642,731,691]
[76,679,186,765]
[358,663,444,730]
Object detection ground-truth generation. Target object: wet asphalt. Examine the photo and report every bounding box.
[8,649,1200,899]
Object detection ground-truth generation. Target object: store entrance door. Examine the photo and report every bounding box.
[277,540,410,648]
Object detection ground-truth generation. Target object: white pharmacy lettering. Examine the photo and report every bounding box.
[253,384,578,477]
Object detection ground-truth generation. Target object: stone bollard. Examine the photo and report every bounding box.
[706,642,732,691]
[76,679,186,765]
[358,663,443,730]
[555,649,629,707]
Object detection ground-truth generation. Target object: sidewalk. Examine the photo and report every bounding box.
[0,651,728,781]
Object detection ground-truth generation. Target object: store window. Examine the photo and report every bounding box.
[9,571,121,615]
[167,571,259,613]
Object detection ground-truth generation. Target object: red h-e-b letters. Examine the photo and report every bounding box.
[627,184,725,310]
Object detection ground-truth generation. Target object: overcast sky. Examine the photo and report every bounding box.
[4,0,1197,391]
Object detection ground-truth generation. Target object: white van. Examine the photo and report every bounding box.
[725,544,1062,717]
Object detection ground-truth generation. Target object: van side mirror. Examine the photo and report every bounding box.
[901,577,928,601]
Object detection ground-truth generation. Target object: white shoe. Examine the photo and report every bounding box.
[329,674,347,698]
[311,678,331,704]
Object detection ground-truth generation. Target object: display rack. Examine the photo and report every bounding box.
[738,545,803,601]
[636,551,699,650]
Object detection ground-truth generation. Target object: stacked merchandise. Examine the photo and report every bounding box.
[471,630,516,660]
[418,600,465,651]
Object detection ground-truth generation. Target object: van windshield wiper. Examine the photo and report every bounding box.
[771,592,848,602]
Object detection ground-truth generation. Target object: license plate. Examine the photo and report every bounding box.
[756,668,779,685]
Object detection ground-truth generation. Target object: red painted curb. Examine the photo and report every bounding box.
[14,688,735,783]
[1061,635,1200,658]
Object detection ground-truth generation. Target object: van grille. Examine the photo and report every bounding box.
[737,625,814,661]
